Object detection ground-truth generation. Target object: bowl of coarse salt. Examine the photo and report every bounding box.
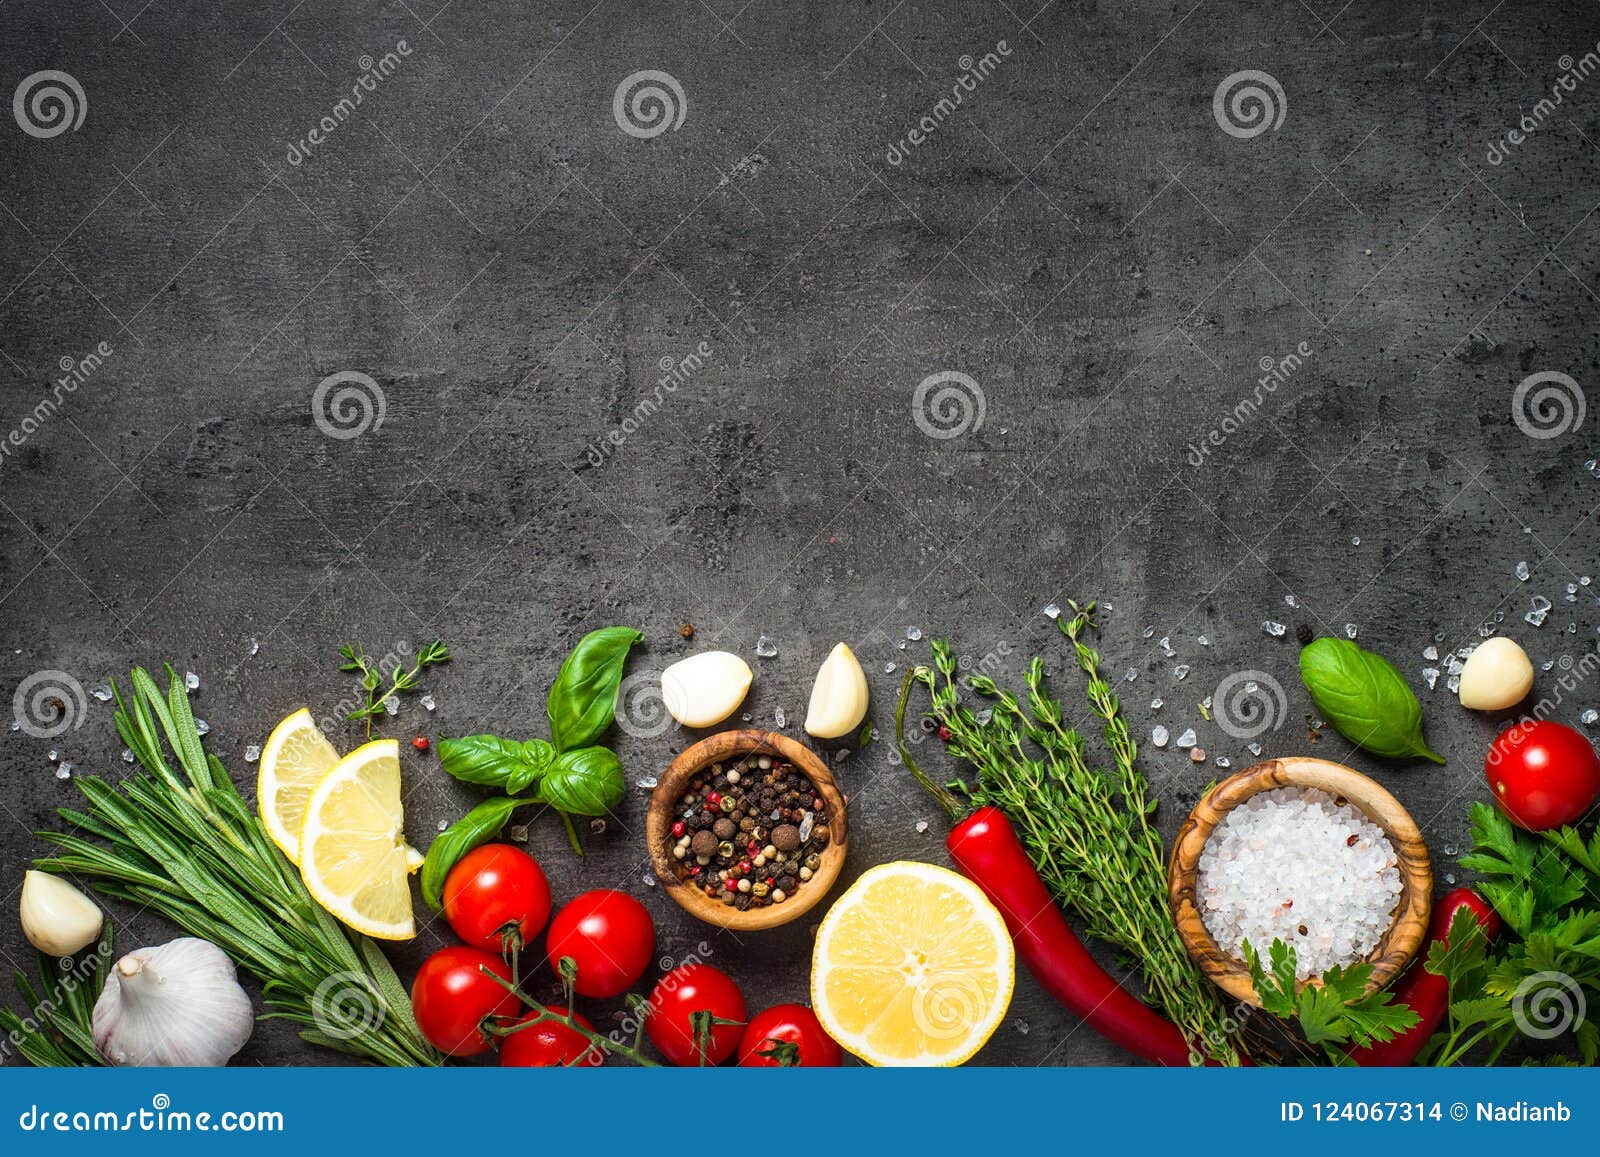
[1167,757,1432,1007]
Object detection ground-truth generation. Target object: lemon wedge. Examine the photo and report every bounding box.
[257,708,341,863]
[298,739,418,940]
[810,861,1013,1066]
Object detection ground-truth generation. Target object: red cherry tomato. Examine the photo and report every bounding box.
[737,1004,842,1067]
[645,964,747,1066]
[1485,719,1600,831]
[410,946,519,1056]
[443,844,552,952]
[499,1005,605,1068]
[545,890,655,998]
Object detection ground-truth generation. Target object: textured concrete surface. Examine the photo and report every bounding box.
[3,0,1600,1066]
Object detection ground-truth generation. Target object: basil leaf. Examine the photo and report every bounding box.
[1299,637,1444,763]
[420,797,534,911]
[537,746,625,816]
[437,735,553,795]
[547,626,643,752]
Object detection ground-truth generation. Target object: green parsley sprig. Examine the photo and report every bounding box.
[1243,938,1420,1065]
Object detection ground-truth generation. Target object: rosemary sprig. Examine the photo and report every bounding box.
[30,665,441,1067]
[909,601,1241,1064]
[340,640,450,736]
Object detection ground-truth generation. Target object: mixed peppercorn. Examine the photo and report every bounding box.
[669,754,830,910]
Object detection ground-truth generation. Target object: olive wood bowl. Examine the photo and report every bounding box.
[1167,756,1431,1007]
[646,729,849,932]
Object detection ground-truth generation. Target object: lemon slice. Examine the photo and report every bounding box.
[258,708,342,863]
[811,861,1014,1066]
[298,739,418,940]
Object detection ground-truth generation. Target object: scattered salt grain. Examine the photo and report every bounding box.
[184,671,200,691]
[1215,756,1231,769]
[773,707,787,728]
[1197,635,1211,647]
[195,719,210,736]
[1142,626,1155,639]
[121,749,135,763]
[1043,603,1061,619]
[1150,697,1164,710]
[906,626,923,641]
[1197,787,1402,980]
[1262,621,1287,638]
[1526,596,1552,628]
[1158,636,1175,657]
[884,662,897,674]
[755,635,778,658]
[90,684,113,702]
[421,694,436,711]
[244,744,261,763]
[437,819,449,832]
[1422,645,1438,662]
[636,776,659,790]
[55,762,72,780]
[1447,675,1461,694]
[1175,728,1198,749]
[1190,747,1206,762]
[1582,709,1598,725]
[1151,725,1170,748]
[1125,668,1138,682]
[1422,667,1440,690]
[1173,664,1190,680]
[1344,623,1359,639]
[915,820,929,834]
[1516,560,1531,581]
[1247,742,1263,756]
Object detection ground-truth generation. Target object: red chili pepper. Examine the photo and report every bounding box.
[1345,888,1500,1066]
[946,806,1213,1066]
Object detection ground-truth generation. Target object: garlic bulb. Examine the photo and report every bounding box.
[20,870,103,956]
[804,643,869,739]
[662,651,753,728]
[93,938,254,1066]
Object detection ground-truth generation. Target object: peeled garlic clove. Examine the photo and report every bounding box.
[662,651,753,728]
[1458,636,1534,711]
[805,642,869,739]
[20,870,103,956]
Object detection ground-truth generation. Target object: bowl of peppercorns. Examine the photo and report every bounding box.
[645,729,849,931]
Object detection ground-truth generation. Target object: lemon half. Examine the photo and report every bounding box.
[810,861,1014,1066]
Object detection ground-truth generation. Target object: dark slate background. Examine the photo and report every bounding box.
[3,0,1600,1066]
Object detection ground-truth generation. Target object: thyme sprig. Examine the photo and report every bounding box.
[340,639,450,736]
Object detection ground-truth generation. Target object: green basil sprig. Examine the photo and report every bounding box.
[1299,637,1444,764]
[547,626,645,751]
[437,735,553,795]
[421,626,642,904]
[420,797,536,910]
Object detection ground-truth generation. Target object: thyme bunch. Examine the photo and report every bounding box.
[910,601,1241,1064]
